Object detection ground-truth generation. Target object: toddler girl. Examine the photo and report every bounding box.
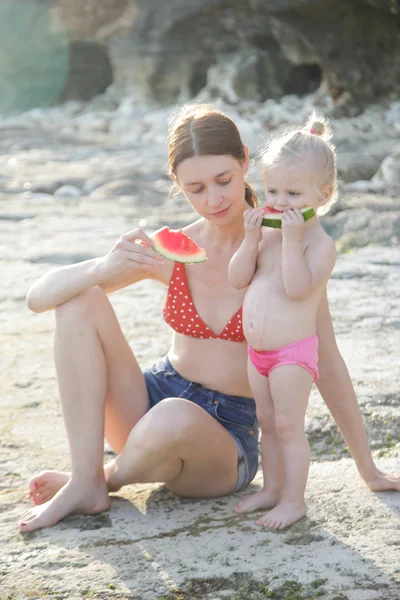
[229,115,337,529]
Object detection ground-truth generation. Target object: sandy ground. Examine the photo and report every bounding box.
[0,127,400,600]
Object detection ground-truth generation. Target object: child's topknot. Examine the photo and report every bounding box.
[303,114,333,143]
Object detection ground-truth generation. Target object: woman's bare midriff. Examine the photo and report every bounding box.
[168,332,252,398]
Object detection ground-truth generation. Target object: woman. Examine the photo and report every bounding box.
[20,104,400,533]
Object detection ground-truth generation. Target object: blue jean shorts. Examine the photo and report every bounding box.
[143,355,259,493]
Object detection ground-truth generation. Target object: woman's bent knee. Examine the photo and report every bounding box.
[55,286,108,323]
[138,398,202,445]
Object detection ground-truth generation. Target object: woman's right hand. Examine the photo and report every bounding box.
[98,228,165,284]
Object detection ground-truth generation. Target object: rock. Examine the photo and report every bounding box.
[386,101,400,132]
[89,179,139,198]
[372,149,400,187]
[2,1,399,114]
[322,205,400,250]
[54,185,82,198]
[341,180,385,194]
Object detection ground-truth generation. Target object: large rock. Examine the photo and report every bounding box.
[1,0,399,114]
[265,0,400,109]
[104,0,400,108]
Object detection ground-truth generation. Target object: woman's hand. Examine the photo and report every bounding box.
[98,228,165,284]
[364,469,400,492]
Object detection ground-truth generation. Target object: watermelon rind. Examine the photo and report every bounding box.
[152,227,207,264]
[262,206,315,229]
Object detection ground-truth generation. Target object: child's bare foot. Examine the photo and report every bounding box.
[234,489,280,513]
[365,469,400,492]
[29,471,70,505]
[256,500,307,530]
[20,478,110,533]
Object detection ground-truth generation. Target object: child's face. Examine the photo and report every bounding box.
[264,162,331,213]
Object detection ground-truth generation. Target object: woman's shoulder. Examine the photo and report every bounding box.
[180,218,204,238]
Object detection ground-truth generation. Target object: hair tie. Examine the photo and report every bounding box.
[310,128,317,135]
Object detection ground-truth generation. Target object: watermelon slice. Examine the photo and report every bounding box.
[262,206,315,229]
[152,226,207,264]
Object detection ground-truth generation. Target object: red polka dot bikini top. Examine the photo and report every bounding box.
[163,262,245,343]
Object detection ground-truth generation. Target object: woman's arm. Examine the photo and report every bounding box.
[316,289,400,491]
[27,228,167,313]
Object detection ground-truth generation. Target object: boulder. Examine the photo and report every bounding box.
[0,0,399,114]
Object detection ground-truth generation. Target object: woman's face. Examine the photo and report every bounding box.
[174,153,249,224]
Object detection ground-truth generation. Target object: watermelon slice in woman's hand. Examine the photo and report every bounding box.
[261,206,315,229]
[152,226,207,264]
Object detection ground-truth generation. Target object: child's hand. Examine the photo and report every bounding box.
[281,209,306,241]
[243,208,263,241]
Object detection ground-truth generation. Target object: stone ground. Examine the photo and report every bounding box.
[0,126,399,600]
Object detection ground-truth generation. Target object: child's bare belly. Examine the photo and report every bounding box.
[243,271,320,351]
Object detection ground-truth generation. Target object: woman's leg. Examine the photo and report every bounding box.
[21,286,151,532]
[23,400,240,532]
[21,287,240,532]
[234,360,283,513]
[256,365,313,530]
[105,398,239,498]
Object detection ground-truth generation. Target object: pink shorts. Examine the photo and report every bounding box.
[248,334,319,382]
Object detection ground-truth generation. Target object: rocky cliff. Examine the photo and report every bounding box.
[1,0,399,115]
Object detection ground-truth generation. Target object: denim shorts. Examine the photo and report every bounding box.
[143,355,259,493]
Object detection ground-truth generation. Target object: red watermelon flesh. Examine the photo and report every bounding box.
[152,226,207,264]
[262,206,283,214]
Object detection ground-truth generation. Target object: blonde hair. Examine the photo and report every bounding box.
[168,104,258,208]
[261,114,338,215]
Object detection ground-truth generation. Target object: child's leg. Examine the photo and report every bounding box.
[256,365,313,529]
[234,359,283,513]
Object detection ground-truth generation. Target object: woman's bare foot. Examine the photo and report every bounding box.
[364,469,400,492]
[28,462,122,507]
[29,471,70,505]
[20,478,110,533]
[234,489,280,514]
[256,500,307,530]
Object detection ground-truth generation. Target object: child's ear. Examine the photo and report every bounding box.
[320,184,333,204]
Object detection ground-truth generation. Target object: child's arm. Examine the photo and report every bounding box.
[281,209,336,300]
[228,208,264,289]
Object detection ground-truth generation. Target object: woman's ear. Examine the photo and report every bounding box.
[169,172,182,198]
[171,172,181,190]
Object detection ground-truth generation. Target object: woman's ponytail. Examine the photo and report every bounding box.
[244,181,258,208]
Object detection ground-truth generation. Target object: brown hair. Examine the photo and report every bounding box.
[168,104,258,208]
[261,113,338,215]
